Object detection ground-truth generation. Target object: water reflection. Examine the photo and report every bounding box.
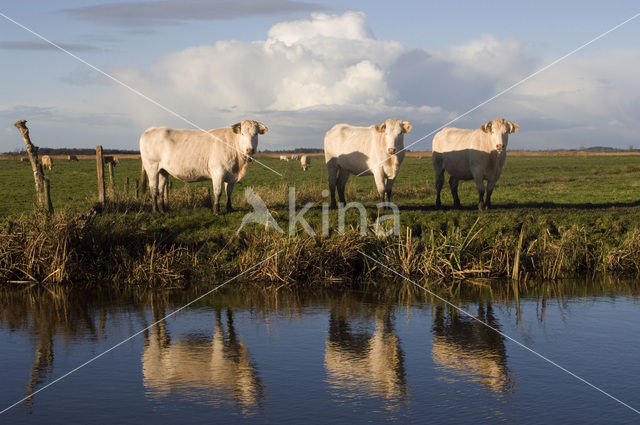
[1,279,638,419]
[142,304,264,413]
[325,302,407,409]
[0,287,110,410]
[432,302,512,393]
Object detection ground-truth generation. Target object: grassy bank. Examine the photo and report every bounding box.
[1,155,640,286]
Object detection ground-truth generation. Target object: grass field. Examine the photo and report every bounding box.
[2,153,640,218]
[1,153,640,285]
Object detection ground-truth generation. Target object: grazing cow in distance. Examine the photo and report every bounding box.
[41,155,52,170]
[324,118,411,208]
[432,117,519,210]
[140,120,267,214]
[20,157,29,163]
[300,155,310,171]
[68,155,79,161]
[104,155,119,166]
[279,155,289,161]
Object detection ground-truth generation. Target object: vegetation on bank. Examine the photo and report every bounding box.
[1,155,639,286]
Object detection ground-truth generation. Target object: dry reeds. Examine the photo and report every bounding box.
[2,208,640,287]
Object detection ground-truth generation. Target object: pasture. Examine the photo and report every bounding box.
[1,153,639,217]
[1,153,640,285]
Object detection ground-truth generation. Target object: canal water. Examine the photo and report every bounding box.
[1,280,639,424]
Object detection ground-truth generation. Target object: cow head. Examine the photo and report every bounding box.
[480,118,519,153]
[232,120,268,160]
[375,119,412,156]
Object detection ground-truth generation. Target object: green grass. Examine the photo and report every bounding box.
[2,154,640,285]
[2,154,640,218]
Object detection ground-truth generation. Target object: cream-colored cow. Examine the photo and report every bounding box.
[41,155,52,170]
[432,118,518,210]
[324,119,411,208]
[140,120,267,213]
[300,155,310,171]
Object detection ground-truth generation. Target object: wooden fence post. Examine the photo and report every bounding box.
[96,146,105,205]
[14,120,53,213]
[106,161,115,194]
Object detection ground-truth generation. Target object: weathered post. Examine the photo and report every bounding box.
[14,120,53,213]
[124,176,130,194]
[96,145,105,205]
[106,161,115,194]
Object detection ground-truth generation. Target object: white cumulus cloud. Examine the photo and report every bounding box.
[113,11,640,150]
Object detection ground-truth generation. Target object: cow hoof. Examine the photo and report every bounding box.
[226,206,235,213]
[478,203,487,212]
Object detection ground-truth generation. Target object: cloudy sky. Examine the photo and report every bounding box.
[1,1,639,152]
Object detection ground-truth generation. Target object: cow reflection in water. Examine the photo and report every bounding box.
[325,306,407,408]
[142,307,264,412]
[432,303,513,393]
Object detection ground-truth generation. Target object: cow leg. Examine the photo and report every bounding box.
[384,177,395,203]
[474,174,486,211]
[211,175,224,215]
[225,181,235,213]
[373,172,386,206]
[158,170,169,212]
[336,167,350,207]
[433,153,445,208]
[485,180,497,209]
[327,160,339,209]
[449,176,461,209]
[145,164,161,213]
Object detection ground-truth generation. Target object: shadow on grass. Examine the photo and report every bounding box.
[400,200,640,212]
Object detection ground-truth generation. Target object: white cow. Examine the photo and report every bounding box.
[324,118,411,208]
[300,155,310,171]
[432,118,518,210]
[41,155,52,170]
[279,155,289,161]
[140,120,267,214]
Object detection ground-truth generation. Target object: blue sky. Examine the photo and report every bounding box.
[1,1,639,152]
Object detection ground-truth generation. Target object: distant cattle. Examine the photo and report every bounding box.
[290,154,300,161]
[67,155,79,161]
[300,155,310,171]
[432,117,519,210]
[279,155,289,161]
[41,155,52,170]
[103,155,119,166]
[324,118,411,208]
[140,120,267,214]
[20,157,29,163]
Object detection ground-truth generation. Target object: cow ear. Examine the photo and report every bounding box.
[375,123,386,133]
[257,122,268,134]
[481,121,492,133]
[232,123,242,134]
[402,121,412,133]
[509,122,519,133]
